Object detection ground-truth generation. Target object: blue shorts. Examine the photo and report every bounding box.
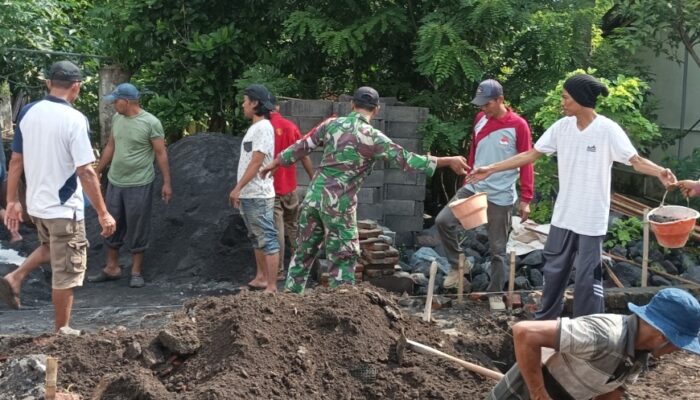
[240,197,279,255]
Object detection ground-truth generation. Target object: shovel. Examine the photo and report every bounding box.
[396,330,504,381]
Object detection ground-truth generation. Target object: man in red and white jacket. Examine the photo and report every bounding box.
[436,79,534,311]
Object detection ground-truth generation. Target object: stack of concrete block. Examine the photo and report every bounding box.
[281,98,430,245]
[356,220,400,280]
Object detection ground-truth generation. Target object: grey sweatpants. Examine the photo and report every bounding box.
[435,187,512,293]
[535,225,605,320]
[104,181,154,253]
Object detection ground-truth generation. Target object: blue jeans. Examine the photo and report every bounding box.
[239,197,279,255]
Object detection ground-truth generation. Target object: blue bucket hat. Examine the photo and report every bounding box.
[628,288,700,355]
[104,83,140,103]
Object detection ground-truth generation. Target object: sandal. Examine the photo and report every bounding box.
[87,270,122,283]
[0,277,20,309]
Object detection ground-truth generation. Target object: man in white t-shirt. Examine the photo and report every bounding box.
[229,84,279,293]
[0,61,116,333]
[468,74,676,320]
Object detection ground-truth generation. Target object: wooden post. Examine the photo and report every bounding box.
[642,208,650,287]
[457,254,465,305]
[507,251,516,310]
[423,261,438,322]
[45,357,57,400]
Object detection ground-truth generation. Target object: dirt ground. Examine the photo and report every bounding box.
[1,286,508,399]
[2,285,699,399]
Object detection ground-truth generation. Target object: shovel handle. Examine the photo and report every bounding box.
[406,339,504,381]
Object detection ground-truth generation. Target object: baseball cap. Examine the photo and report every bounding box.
[628,288,700,355]
[244,84,275,112]
[47,61,83,82]
[352,86,380,108]
[103,83,140,103]
[470,79,503,106]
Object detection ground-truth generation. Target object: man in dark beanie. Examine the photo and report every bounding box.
[468,73,676,320]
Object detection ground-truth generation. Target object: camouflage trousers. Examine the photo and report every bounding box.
[285,205,359,294]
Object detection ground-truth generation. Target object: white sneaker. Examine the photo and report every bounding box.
[489,296,506,312]
[57,326,82,336]
[443,269,462,289]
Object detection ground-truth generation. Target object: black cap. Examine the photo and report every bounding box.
[352,86,380,108]
[244,84,275,111]
[563,74,609,108]
[47,60,83,82]
[470,79,503,106]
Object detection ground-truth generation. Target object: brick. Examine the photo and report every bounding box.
[363,170,384,188]
[385,121,423,139]
[357,188,379,204]
[357,220,378,230]
[290,100,334,117]
[369,243,390,251]
[359,228,383,239]
[384,215,424,232]
[357,204,383,221]
[391,138,423,153]
[386,184,426,201]
[382,199,415,216]
[384,106,429,123]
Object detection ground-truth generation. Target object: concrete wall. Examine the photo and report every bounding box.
[279,99,429,245]
[642,44,700,162]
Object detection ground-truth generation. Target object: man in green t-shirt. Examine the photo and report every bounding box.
[89,83,172,288]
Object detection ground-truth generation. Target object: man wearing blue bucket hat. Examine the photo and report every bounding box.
[489,288,700,399]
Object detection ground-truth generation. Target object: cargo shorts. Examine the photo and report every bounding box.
[31,216,88,290]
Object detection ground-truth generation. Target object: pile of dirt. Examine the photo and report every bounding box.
[84,133,255,285]
[2,286,509,399]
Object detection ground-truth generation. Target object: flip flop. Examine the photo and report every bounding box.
[247,283,266,291]
[87,270,122,283]
[0,277,20,310]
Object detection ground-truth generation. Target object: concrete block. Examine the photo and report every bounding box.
[385,121,423,139]
[357,188,380,204]
[296,167,312,186]
[384,215,424,233]
[384,169,418,185]
[297,116,327,133]
[363,170,384,188]
[357,204,384,221]
[290,100,334,117]
[414,201,425,217]
[417,172,426,186]
[332,102,353,117]
[384,106,429,123]
[382,200,415,216]
[386,184,426,201]
[391,138,422,153]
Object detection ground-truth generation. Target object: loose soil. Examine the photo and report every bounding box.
[1,286,509,399]
[3,286,700,399]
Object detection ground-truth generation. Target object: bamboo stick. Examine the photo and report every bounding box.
[642,208,650,287]
[45,357,57,400]
[423,261,438,322]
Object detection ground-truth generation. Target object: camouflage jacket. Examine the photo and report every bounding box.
[279,111,437,210]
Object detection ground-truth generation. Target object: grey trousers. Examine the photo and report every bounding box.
[104,181,154,253]
[535,225,605,320]
[436,187,512,293]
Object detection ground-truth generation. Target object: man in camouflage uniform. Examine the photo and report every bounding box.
[261,86,469,294]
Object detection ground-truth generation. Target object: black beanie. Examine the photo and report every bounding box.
[563,74,609,108]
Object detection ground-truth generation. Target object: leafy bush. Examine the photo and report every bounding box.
[605,216,643,250]
[419,115,470,157]
[529,156,558,223]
